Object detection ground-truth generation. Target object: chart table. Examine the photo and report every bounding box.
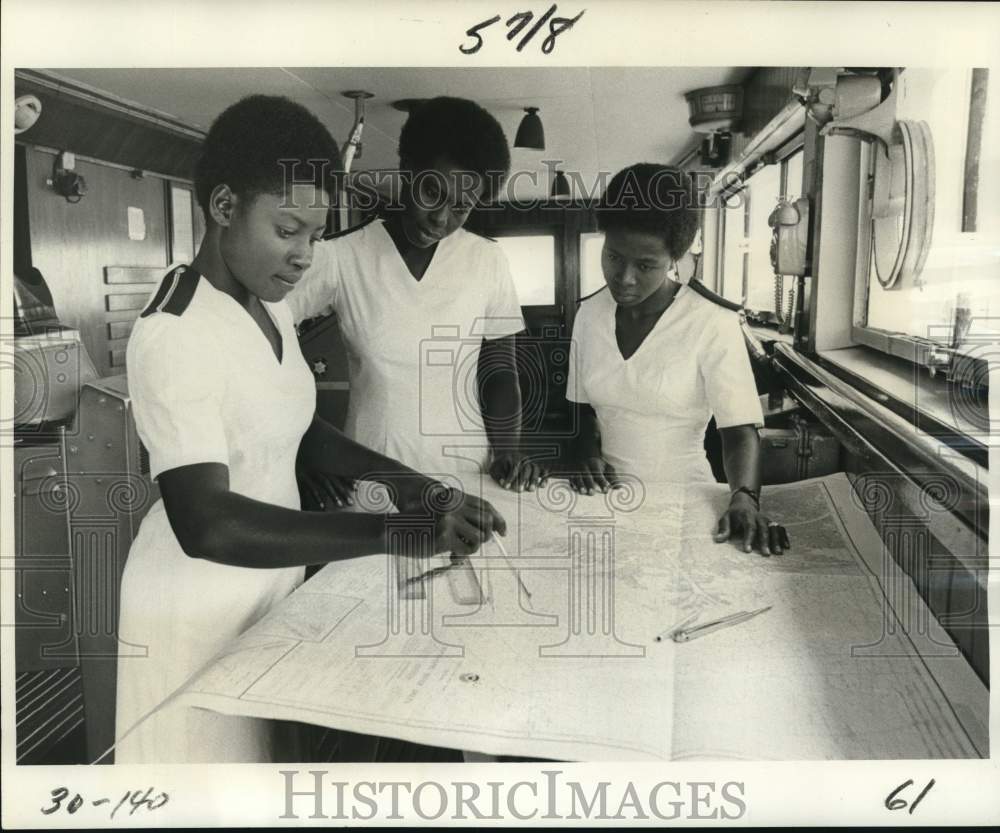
[177,473,987,761]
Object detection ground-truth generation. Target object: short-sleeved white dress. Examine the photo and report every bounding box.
[286,220,525,477]
[114,265,315,763]
[566,285,764,485]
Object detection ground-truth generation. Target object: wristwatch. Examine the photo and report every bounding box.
[730,486,760,509]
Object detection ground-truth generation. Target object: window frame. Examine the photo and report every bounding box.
[798,70,991,469]
[847,69,992,373]
[166,183,196,265]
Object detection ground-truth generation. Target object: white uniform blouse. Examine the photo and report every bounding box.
[566,286,764,484]
[115,267,314,763]
[287,220,525,477]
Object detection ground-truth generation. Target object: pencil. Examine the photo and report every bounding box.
[672,605,773,643]
[654,610,700,642]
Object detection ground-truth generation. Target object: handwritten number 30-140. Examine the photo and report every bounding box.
[41,786,169,818]
[460,6,586,55]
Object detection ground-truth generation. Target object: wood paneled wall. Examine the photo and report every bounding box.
[24,147,203,377]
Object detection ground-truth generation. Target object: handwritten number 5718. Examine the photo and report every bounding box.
[460,6,586,55]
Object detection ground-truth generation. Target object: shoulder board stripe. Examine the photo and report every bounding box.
[140,266,200,318]
[687,279,743,312]
[140,268,180,318]
[160,268,200,316]
[322,214,378,241]
[576,285,608,305]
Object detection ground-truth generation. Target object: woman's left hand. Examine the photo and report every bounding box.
[489,451,550,492]
[297,465,356,510]
[713,491,790,556]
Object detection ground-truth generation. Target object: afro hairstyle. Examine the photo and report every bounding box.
[595,163,701,260]
[194,94,341,215]
[398,97,511,201]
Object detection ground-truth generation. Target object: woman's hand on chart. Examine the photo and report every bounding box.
[568,456,619,495]
[296,465,356,510]
[432,491,508,557]
[489,450,550,492]
[391,483,506,558]
[713,490,790,556]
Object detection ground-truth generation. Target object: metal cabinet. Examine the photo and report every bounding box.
[13,440,76,671]
[65,375,158,763]
[13,438,86,764]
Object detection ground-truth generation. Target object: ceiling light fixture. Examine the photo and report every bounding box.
[514,106,545,150]
[550,169,570,199]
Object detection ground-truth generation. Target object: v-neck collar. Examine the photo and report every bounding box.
[250,299,284,364]
[197,268,285,365]
[377,219,446,284]
[612,285,687,362]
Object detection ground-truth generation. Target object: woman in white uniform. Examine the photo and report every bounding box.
[288,97,548,497]
[116,96,505,764]
[566,163,789,556]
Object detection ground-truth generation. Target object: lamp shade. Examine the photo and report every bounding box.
[550,169,570,198]
[515,107,545,150]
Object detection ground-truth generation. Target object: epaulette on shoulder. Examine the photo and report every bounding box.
[466,229,497,243]
[322,214,378,242]
[576,285,608,306]
[140,265,201,318]
[687,279,742,312]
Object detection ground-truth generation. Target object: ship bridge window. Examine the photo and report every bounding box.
[784,150,803,203]
[744,161,783,317]
[169,184,195,264]
[718,190,747,306]
[578,231,605,299]
[718,149,802,320]
[495,233,557,307]
[857,67,999,354]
